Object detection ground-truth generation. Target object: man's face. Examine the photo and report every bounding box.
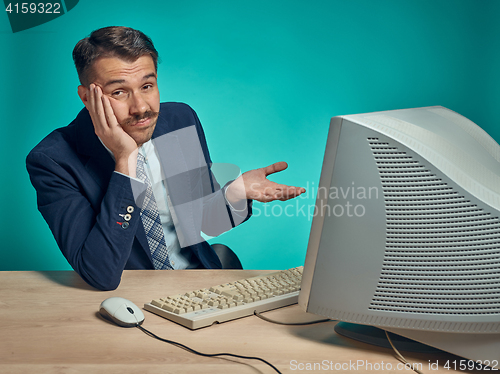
[88,55,160,146]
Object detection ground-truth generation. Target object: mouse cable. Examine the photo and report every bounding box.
[254,310,333,325]
[136,324,282,374]
[384,330,425,374]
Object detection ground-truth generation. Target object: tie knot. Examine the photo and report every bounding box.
[137,152,146,163]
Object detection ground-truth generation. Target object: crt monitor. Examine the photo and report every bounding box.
[299,106,500,363]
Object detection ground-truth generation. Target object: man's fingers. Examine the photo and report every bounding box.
[102,94,119,128]
[241,162,305,202]
[88,84,103,130]
[272,185,306,201]
[263,161,288,176]
[86,84,95,114]
[88,85,119,136]
[93,85,103,117]
[252,184,305,202]
[94,86,108,125]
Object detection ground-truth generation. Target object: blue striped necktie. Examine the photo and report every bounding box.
[136,152,173,270]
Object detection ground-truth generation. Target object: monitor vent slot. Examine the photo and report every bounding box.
[367,138,500,315]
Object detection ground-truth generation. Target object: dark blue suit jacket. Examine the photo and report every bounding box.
[26,103,250,290]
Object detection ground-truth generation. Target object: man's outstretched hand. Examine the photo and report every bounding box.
[225,162,306,205]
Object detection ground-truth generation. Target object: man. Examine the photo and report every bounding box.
[26,26,305,291]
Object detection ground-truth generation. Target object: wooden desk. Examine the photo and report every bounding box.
[0,270,477,374]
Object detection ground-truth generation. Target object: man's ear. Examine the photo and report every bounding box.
[77,85,89,107]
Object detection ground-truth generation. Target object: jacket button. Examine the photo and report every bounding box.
[122,221,130,229]
[127,206,134,213]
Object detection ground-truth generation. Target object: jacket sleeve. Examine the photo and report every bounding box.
[26,151,146,291]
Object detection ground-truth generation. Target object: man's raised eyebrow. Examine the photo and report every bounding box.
[103,73,157,87]
[103,79,125,87]
[143,73,157,81]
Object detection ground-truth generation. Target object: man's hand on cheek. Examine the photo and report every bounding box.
[85,84,139,177]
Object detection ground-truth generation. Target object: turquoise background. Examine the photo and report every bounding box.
[1,0,499,272]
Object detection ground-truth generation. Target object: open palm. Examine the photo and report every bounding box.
[225,162,306,204]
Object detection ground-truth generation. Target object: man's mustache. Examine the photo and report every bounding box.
[121,110,159,126]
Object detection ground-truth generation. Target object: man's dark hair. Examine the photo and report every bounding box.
[73,26,159,86]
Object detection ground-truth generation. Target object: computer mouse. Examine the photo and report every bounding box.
[99,297,145,327]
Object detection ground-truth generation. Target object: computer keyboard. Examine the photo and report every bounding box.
[144,266,303,329]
